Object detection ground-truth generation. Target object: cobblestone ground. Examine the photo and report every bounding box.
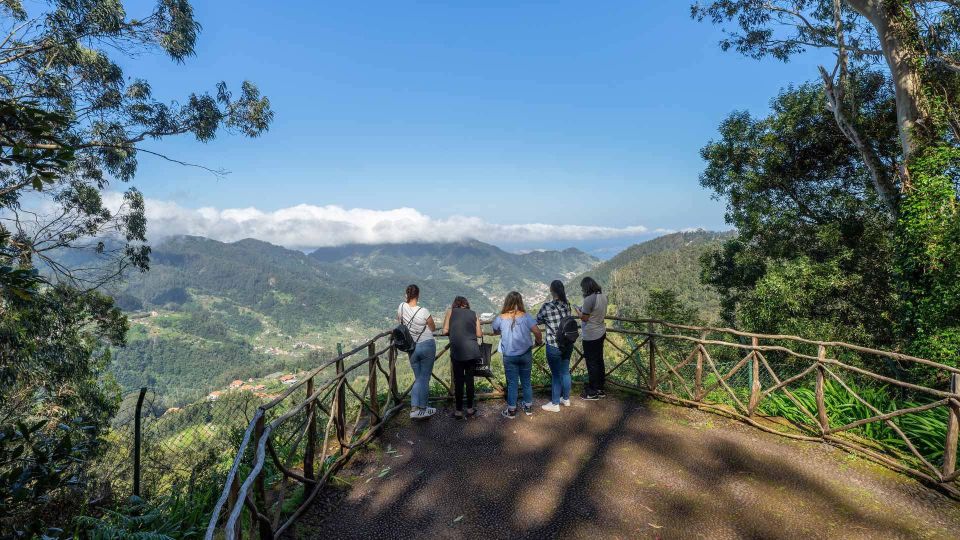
[290,393,960,540]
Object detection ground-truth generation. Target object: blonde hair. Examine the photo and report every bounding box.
[500,291,526,315]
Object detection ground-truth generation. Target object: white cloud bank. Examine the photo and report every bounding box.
[121,195,660,249]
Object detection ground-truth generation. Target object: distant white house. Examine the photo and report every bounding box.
[479,313,495,323]
[280,374,298,385]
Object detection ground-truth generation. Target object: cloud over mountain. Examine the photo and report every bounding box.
[125,196,656,249]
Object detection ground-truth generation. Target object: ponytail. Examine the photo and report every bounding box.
[405,284,420,302]
[549,280,569,305]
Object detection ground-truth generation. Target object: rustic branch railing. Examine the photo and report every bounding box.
[597,317,960,495]
[205,316,960,539]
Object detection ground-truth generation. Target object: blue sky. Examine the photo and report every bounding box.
[122,1,830,256]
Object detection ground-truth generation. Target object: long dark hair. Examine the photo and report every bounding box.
[550,280,569,305]
[405,284,420,302]
[580,276,602,298]
[452,296,470,309]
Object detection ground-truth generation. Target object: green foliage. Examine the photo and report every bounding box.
[646,288,702,326]
[760,381,949,466]
[693,0,960,386]
[572,230,731,322]
[737,257,875,345]
[895,140,960,376]
[0,282,124,536]
[0,2,273,536]
[699,78,899,348]
[76,489,215,540]
[0,420,96,538]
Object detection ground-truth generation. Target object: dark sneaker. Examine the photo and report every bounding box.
[581,392,600,401]
[522,403,533,416]
[598,390,608,399]
[501,408,517,419]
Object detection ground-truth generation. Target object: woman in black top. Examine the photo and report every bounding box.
[442,296,483,418]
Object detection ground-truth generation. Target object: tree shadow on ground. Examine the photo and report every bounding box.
[289,389,958,540]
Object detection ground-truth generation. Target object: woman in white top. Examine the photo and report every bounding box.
[398,284,437,419]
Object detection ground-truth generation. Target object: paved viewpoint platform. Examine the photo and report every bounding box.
[289,394,960,540]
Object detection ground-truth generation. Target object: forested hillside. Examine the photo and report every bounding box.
[109,236,597,402]
[570,230,733,321]
[310,240,598,304]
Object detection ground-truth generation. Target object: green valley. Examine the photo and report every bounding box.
[108,235,601,403]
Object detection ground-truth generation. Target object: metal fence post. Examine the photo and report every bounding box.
[133,386,147,497]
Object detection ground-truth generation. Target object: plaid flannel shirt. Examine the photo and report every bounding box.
[536,300,572,348]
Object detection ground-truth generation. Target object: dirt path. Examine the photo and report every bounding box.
[290,393,960,539]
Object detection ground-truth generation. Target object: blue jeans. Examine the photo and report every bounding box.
[503,349,533,409]
[546,344,572,404]
[408,340,436,408]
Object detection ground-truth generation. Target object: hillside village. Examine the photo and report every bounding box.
[203,371,302,404]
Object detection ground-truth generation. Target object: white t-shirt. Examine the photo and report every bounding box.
[397,303,434,343]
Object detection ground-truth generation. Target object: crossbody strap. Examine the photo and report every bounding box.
[402,306,428,341]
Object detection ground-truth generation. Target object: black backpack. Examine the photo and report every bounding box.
[392,306,424,353]
[555,314,580,349]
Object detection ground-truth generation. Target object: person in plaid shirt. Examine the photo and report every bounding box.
[536,280,573,412]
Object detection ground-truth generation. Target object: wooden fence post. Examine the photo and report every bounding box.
[695,333,705,401]
[647,322,656,391]
[944,373,960,478]
[368,342,380,420]
[816,345,829,432]
[448,348,455,401]
[304,376,316,481]
[227,475,241,540]
[388,344,399,400]
[335,351,346,444]
[748,337,761,416]
[133,387,146,497]
[253,414,272,539]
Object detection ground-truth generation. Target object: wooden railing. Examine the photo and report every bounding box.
[204,316,960,539]
[598,317,960,495]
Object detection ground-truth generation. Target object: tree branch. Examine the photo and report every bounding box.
[818,64,900,214]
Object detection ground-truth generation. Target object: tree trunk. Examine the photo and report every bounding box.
[845,0,923,166]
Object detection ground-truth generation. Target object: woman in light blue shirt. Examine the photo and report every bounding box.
[492,291,543,418]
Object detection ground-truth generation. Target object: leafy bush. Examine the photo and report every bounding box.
[0,420,96,538]
[75,486,218,540]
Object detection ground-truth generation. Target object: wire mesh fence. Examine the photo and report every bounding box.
[94,387,264,501]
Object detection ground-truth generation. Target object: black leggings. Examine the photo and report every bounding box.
[451,360,475,411]
[583,336,605,394]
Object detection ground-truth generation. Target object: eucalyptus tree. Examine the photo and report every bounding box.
[0,0,273,287]
[693,1,960,366]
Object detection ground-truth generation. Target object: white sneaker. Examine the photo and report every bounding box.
[411,407,434,420]
[561,399,571,407]
[541,402,561,412]
[409,407,421,419]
